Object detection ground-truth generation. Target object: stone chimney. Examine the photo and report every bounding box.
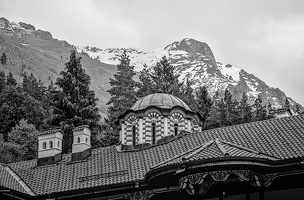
[71,125,92,161]
[37,129,63,166]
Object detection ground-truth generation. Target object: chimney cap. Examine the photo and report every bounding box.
[73,125,90,131]
[38,128,62,136]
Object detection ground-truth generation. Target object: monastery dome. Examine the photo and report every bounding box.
[131,93,191,111]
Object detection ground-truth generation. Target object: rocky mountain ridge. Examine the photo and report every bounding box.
[0,17,116,114]
[77,38,299,109]
[0,17,301,113]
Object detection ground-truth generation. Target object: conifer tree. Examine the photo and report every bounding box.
[6,72,17,86]
[181,78,196,111]
[195,85,212,129]
[238,92,252,123]
[107,50,137,128]
[52,50,101,152]
[137,64,156,98]
[0,71,5,93]
[267,102,275,119]
[223,88,239,125]
[1,52,7,65]
[149,56,182,96]
[253,94,267,121]
[285,97,290,110]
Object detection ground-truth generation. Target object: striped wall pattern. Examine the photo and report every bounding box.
[192,118,199,133]
[125,115,138,145]
[122,110,199,146]
[169,112,186,135]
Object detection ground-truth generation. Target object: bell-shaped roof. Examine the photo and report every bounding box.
[131,93,191,111]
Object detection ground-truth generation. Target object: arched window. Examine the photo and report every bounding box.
[85,137,88,143]
[43,142,46,149]
[132,126,136,147]
[58,141,60,148]
[49,141,53,148]
[152,123,156,145]
[174,123,178,136]
[77,137,80,143]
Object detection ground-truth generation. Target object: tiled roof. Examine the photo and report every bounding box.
[3,114,304,196]
[131,93,192,111]
[151,139,279,169]
[38,128,62,136]
[0,164,33,195]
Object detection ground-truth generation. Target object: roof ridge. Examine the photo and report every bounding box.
[215,139,229,156]
[151,140,213,169]
[183,140,214,160]
[4,165,36,196]
[219,139,260,154]
[218,139,279,160]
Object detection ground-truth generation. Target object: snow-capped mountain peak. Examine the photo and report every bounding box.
[77,37,298,109]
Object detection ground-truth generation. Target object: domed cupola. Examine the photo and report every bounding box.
[118,93,202,148]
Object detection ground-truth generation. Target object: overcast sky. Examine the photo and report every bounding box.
[1,0,304,105]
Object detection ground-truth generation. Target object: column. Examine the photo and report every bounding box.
[121,122,125,145]
[187,119,191,132]
[138,118,143,144]
[164,117,168,137]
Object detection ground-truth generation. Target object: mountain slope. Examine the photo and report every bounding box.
[78,38,301,109]
[0,17,116,114]
[0,17,301,113]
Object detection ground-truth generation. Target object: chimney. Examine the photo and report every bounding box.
[71,125,92,161]
[37,129,63,166]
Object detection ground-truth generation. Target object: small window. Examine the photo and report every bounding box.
[77,137,80,143]
[58,141,60,148]
[174,123,178,136]
[152,123,156,145]
[49,141,53,148]
[42,142,46,149]
[85,137,88,143]
[132,126,136,147]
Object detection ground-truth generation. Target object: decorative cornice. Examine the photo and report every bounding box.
[38,128,62,136]
[73,125,89,131]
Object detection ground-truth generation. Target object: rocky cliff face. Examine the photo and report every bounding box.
[78,38,301,110]
[0,17,301,112]
[0,18,53,40]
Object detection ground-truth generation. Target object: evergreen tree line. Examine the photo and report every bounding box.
[0,49,299,163]
[107,51,295,134]
[0,50,103,163]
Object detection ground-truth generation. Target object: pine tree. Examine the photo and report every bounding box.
[238,92,252,123]
[22,73,46,102]
[267,102,275,119]
[149,56,182,96]
[0,71,5,93]
[137,64,156,98]
[223,88,239,125]
[52,50,101,152]
[1,52,7,65]
[6,72,17,86]
[107,50,137,128]
[285,97,290,110]
[181,78,196,111]
[253,94,267,121]
[195,85,212,129]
